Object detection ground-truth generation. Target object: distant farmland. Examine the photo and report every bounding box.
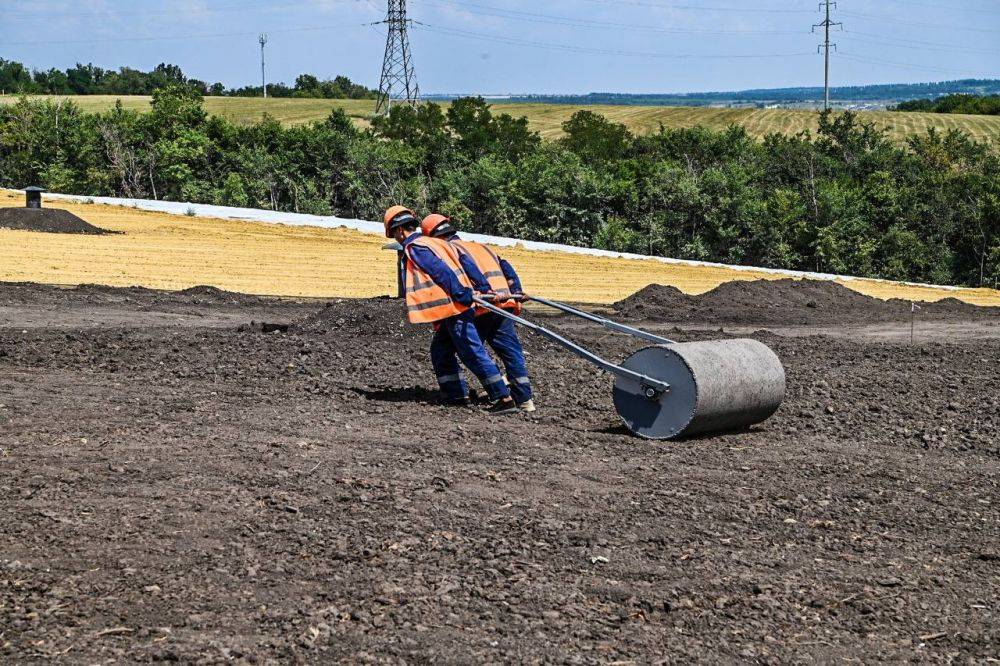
[510,103,1000,143]
[3,94,1000,143]
[0,95,377,127]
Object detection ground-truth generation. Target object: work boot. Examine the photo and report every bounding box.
[443,396,471,407]
[470,388,491,405]
[517,399,536,413]
[487,396,519,415]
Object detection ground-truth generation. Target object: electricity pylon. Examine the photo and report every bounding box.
[813,1,842,111]
[375,0,419,115]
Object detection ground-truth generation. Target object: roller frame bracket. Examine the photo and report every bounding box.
[526,295,675,345]
[472,297,671,394]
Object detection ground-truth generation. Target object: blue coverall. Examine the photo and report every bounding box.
[404,232,511,403]
[437,235,534,405]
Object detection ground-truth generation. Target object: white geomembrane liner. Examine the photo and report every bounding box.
[35,190,968,293]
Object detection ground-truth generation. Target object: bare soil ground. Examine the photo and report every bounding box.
[1,281,998,663]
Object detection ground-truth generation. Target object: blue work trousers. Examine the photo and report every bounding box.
[430,310,532,405]
[475,312,533,405]
[430,310,510,402]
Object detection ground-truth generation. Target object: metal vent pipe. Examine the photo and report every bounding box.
[25,186,44,209]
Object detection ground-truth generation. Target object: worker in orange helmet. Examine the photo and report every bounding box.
[383,206,518,414]
[421,213,535,413]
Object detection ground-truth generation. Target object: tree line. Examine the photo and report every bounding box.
[1,86,997,288]
[512,80,1000,107]
[895,94,1000,116]
[0,59,375,99]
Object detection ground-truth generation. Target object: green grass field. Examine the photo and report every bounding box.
[3,94,999,143]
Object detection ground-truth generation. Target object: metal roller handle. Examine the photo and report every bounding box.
[472,297,670,396]
[525,294,675,345]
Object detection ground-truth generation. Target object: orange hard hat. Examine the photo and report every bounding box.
[383,205,417,238]
[421,214,456,239]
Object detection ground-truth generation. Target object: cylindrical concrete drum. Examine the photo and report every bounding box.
[612,339,785,440]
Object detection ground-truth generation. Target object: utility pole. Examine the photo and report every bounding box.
[259,33,268,99]
[375,0,419,115]
[813,1,842,111]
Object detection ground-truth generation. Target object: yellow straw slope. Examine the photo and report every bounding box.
[1,190,998,306]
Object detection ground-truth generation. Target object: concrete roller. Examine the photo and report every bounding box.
[472,295,786,440]
[612,339,786,440]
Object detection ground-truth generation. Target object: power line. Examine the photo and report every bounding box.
[412,0,804,35]
[0,22,369,47]
[813,1,842,111]
[839,10,998,33]
[414,23,813,59]
[5,0,993,93]
[860,0,1000,15]
[836,52,994,77]
[2,0,327,23]
[572,0,815,14]
[844,28,997,53]
[839,33,1000,57]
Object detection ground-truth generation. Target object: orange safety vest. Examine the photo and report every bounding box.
[452,240,512,298]
[451,239,521,316]
[404,236,473,324]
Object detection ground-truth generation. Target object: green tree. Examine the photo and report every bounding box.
[560,110,632,162]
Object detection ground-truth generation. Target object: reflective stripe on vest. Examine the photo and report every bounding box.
[404,236,472,324]
[452,239,512,299]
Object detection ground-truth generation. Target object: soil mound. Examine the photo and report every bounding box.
[885,296,997,319]
[69,283,267,306]
[179,285,228,297]
[0,207,111,235]
[615,278,999,325]
[73,284,160,299]
[295,296,410,338]
[175,285,268,305]
[0,282,288,309]
[610,284,688,319]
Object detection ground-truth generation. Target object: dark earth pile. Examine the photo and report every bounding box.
[1,281,998,662]
[0,282,290,308]
[0,283,311,330]
[295,295,411,338]
[0,208,111,235]
[615,278,1000,325]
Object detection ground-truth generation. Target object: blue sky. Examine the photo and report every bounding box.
[4,1,998,94]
